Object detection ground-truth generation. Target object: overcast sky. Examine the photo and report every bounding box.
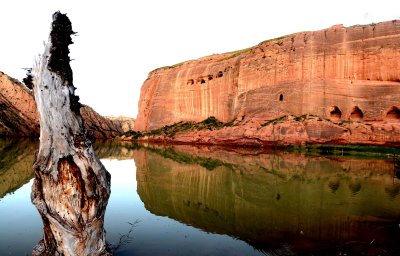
[1,0,399,118]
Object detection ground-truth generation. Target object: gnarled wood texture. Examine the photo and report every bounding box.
[31,12,111,256]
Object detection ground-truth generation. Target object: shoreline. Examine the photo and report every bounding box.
[119,115,400,156]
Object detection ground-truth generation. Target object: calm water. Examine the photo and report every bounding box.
[0,140,400,255]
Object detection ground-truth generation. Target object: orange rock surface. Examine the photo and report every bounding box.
[136,115,400,147]
[136,20,400,135]
[0,71,133,138]
[0,71,39,136]
[80,106,134,138]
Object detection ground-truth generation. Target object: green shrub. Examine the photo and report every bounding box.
[261,116,288,126]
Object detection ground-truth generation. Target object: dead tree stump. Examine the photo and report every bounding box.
[31,12,111,256]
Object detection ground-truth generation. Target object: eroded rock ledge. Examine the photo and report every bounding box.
[120,115,400,147]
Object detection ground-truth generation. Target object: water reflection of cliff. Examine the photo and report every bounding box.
[93,140,140,160]
[0,139,37,198]
[0,140,137,199]
[135,145,400,254]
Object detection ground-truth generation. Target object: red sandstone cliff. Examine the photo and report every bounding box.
[0,71,39,136]
[136,20,400,132]
[0,71,134,138]
[80,105,134,138]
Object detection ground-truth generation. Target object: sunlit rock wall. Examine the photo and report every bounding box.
[136,20,400,130]
[0,72,39,136]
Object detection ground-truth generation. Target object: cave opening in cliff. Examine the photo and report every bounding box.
[350,106,363,120]
[279,94,283,101]
[329,106,342,120]
[187,79,194,85]
[200,78,206,84]
[385,106,400,120]
[217,71,223,78]
[208,75,213,81]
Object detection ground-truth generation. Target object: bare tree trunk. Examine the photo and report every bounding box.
[31,12,111,256]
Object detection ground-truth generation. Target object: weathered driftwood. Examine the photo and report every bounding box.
[31,12,111,256]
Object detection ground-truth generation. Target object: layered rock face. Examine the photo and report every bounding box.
[0,72,39,136]
[80,105,134,138]
[136,20,400,131]
[0,71,133,138]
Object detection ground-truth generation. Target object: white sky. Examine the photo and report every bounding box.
[1,0,399,118]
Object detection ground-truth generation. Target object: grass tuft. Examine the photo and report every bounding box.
[151,61,188,73]
[218,48,252,62]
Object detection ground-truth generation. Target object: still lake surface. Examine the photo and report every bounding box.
[0,139,400,255]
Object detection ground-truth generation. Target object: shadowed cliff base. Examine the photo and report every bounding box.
[119,115,400,148]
